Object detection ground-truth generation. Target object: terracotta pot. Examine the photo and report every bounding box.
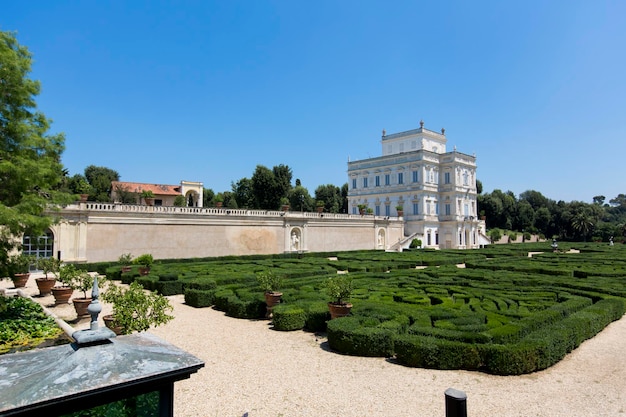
[139,266,151,276]
[328,302,353,319]
[264,291,283,319]
[79,194,89,202]
[35,277,56,296]
[12,273,30,288]
[215,201,223,208]
[317,206,324,213]
[103,314,124,335]
[397,211,404,217]
[121,266,131,273]
[51,286,73,305]
[144,197,155,206]
[72,297,92,317]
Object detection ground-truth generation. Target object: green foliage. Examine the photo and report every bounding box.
[133,253,154,267]
[326,275,353,304]
[488,228,502,242]
[6,253,34,276]
[184,288,215,308]
[0,296,64,353]
[93,245,626,374]
[84,165,120,202]
[38,257,61,279]
[409,239,422,249]
[101,281,173,335]
[327,317,395,357]
[58,264,94,298]
[173,195,186,207]
[272,304,306,331]
[140,190,154,199]
[118,252,133,265]
[256,270,283,293]
[0,31,73,268]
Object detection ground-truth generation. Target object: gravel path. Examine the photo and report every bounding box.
[4,276,626,416]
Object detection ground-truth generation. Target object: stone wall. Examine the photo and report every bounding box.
[51,203,405,263]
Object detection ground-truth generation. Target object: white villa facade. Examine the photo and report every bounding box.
[347,121,488,249]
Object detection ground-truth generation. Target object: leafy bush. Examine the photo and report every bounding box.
[272,304,307,331]
[184,289,215,308]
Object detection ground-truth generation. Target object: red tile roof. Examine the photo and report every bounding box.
[111,181,182,196]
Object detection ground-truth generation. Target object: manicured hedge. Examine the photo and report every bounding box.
[272,304,307,331]
[97,244,626,375]
[184,288,215,308]
[327,317,395,357]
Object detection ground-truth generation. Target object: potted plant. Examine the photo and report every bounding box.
[69,267,96,318]
[76,178,91,202]
[133,253,154,276]
[396,205,404,217]
[101,281,174,335]
[256,270,284,318]
[357,204,367,215]
[280,197,290,211]
[141,190,155,206]
[118,252,133,273]
[326,274,353,319]
[316,200,325,213]
[214,193,224,208]
[7,253,33,288]
[52,264,76,305]
[35,257,61,296]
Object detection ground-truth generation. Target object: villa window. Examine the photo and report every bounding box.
[375,206,380,216]
[413,203,419,215]
[363,178,368,188]
[444,172,451,184]
[352,179,357,189]
[23,230,54,262]
[412,170,418,183]
[385,174,390,186]
[375,176,380,187]
[445,204,451,215]
[385,205,390,216]
[398,173,403,184]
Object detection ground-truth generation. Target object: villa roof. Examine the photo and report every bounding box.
[111,181,182,196]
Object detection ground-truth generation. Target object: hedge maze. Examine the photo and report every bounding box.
[99,242,626,375]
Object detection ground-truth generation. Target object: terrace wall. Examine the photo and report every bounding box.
[51,203,405,263]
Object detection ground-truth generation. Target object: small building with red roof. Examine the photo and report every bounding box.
[110,180,203,207]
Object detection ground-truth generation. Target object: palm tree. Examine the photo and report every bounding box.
[571,212,594,241]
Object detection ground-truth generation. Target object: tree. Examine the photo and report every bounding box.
[231,178,255,208]
[571,210,594,241]
[287,185,313,212]
[593,195,606,206]
[340,183,349,213]
[0,31,72,275]
[202,188,215,207]
[315,184,343,213]
[84,165,119,202]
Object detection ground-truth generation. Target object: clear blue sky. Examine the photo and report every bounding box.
[3,1,625,203]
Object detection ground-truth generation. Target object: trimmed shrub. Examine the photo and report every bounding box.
[394,335,482,370]
[304,302,330,332]
[273,304,307,331]
[327,317,395,357]
[226,296,265,319]
[120,271,140,285]
[213,289,235,312]
[184,289,215,308]
[159,273,179,282]
[155,280,184,296]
